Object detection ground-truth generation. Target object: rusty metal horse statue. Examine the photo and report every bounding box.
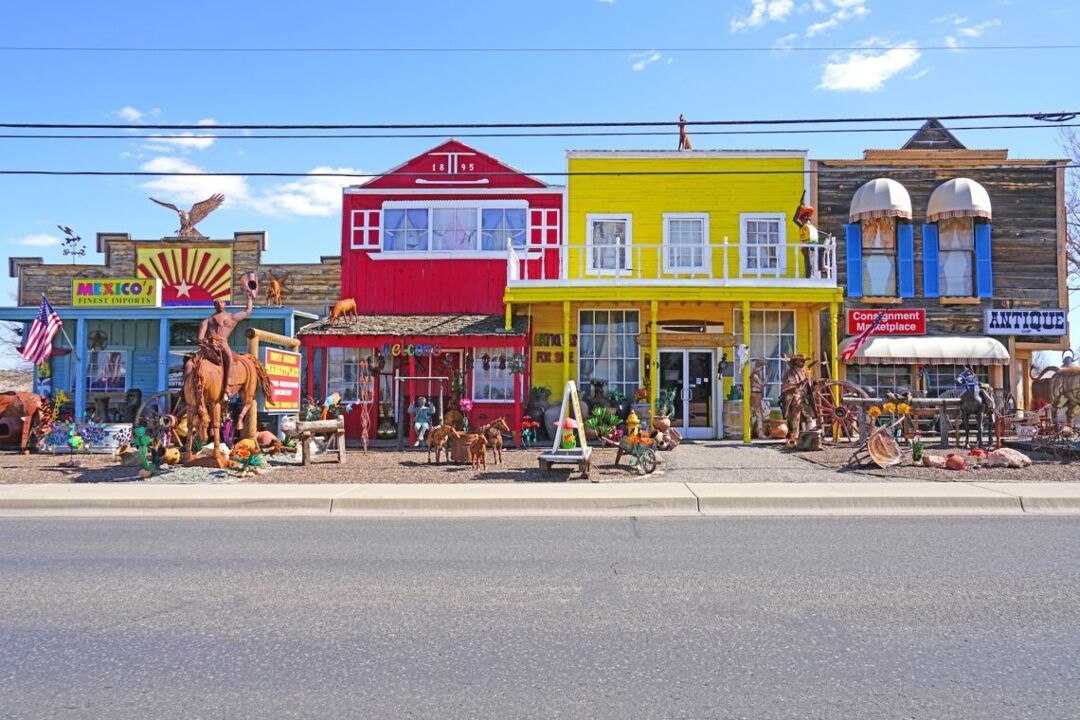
[182,352,272,465]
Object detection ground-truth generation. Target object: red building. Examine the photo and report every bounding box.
[299,140,564,443]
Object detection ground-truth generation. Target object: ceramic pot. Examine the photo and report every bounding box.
[652,415,672,432]
[769,420,789,439]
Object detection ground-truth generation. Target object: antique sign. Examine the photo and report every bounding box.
[984,309,1067,336]
[135,245,233,306]
[847,309,926,336]
[261,348,302,413]
[71,278,160,307]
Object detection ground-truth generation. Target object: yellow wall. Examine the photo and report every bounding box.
[565,154,808,281]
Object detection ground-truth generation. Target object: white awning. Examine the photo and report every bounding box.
[839,335,1010,365]
[927,177,992,222]
[849,178,913,222]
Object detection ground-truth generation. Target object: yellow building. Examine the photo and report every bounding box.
[504,150,845,442]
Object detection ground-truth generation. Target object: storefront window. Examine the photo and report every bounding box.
[845,364,913,397]
[922,364,990,398]
[472,347,514,402]
[733,309,796,401]
[326,347,375,403]
[937,217,975,297]
[861,216,897,296]
[578,310,640,398]
[86,350,128,392]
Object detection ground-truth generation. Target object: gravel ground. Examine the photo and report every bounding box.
[793,443,1078,482]
[0,450,299,484]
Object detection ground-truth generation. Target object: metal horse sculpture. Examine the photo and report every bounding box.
[0,391,47,453]
[182,353,273,463]
[956,367,995,448]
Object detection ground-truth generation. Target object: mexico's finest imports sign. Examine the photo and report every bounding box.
[847,308,926,336]
[261,348,302,413]
[985,308,1067,336]
[72,278,160,307]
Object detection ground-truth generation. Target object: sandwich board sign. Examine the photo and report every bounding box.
[538,380,593,479]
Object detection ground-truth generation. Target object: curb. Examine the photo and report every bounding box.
[0,482,1077,517]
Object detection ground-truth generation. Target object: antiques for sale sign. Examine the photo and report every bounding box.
[846,309,926,336]
[984,308,1067,336]
[261,348,302,413]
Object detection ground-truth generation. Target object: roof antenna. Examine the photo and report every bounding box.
[678,114,693,151]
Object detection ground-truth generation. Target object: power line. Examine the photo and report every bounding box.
[1,44,1078,53]
[0,111,1076,131]
[0,164,1072,179]
[2,122,1079,142]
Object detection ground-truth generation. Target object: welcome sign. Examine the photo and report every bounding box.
[71,278,160,307]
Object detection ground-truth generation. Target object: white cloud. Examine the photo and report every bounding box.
[817,40,921,92]
[143,132,216,151]
[629,50,663,71]
[13,233,60,247]
[138,157,366,218]
[942,17,1000,51]
[730,0,795,32]
[597,0,616,3]
[115,106,144,122]
[805,0,869,36]
[958,18,1001,37]
[775,32,800,49]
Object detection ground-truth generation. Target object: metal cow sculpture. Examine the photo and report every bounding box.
[956,367,995,448]
[1046,365,1080,426]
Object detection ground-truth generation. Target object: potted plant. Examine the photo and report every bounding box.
[606,388,631,419]
[631,387,651,419]
[526,386,552,440]
[584,406,619,441]
[654,388,677,432]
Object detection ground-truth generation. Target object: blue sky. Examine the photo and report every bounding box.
[1,0,1077,356]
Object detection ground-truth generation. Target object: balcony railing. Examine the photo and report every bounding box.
[507,238,837,288]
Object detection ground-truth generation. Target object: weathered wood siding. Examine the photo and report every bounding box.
[816,162,1063,344]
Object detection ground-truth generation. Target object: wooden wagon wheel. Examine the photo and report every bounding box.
[133,390,184,436]
[812,380,870,446]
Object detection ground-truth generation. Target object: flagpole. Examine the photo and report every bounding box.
[42,294,81,365]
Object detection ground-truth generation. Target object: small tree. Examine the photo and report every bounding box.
[1061,130,1080,292]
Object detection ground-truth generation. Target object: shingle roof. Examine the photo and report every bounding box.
[297,313,527,337]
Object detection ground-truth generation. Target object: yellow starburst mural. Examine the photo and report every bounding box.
[135,245,233,306]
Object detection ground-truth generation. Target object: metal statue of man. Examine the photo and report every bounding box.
[780,353,815,448]
[197,291,254,402]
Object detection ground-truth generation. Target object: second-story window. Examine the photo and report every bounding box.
[861,216,898,296]
[586,214,632,273]
[381,202,528,253]
[740,213,785,273]
[383,209,429,251]
[937,217,975,297]
[663,213,709,273]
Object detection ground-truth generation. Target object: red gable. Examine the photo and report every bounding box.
[357,140,549,190]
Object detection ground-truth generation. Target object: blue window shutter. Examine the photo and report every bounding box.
[922,223,940,298]
[844,223,862,298]
[974,222,993,298]
[897,223,915,298]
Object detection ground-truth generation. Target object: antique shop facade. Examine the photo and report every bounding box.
[504,150,844,442]
[2,231,336,421]
[815,120,1070,407]
[298,140,564,442]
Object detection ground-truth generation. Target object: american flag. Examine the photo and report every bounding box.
[20,296,63,366]
[840,309,887,362]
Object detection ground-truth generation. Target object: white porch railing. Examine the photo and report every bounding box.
[507,237,838,288]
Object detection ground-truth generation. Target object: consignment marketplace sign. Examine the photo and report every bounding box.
[847,309,926,336]
[261,348,302,413]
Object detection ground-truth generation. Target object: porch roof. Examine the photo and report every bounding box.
[297,313,527,338]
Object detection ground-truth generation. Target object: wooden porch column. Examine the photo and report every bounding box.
[830,302,840,422]
[73,317,87,420]
[504,302,513,332]
[649,300,659,426]
[561,300,571,389]
[408,353,417,445]
[742,300,751,444]
[513,341,524,447]
[305,345,315,402]
[157,317,170,395]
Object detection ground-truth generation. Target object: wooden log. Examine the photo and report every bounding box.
[296,417,345,434]
[301,431,312,466]
[337,430,346,464]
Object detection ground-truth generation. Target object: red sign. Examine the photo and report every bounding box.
[846,308,926,336]
[261,348,302,414]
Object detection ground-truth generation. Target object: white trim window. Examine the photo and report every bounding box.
[326,347,375,404]
[472,347,515,402]
[732,308,796,402]
[663,213,709,273]
[86,349,129,393]
[740,213,786,274]
[586,214,632,274]
[350,209,380,249]
[381,200,528,254]
[578,309,640,398]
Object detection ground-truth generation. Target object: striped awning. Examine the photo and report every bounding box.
[839,335,1009,365]
[849,178,913,222]
[927,178,992,222]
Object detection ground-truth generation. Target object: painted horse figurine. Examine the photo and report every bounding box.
[956,367,995,448]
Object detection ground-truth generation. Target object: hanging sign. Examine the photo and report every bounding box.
[984,308,1067,336]
[847,309,926,336]
[260,348,302,413]
[71,278,160,307]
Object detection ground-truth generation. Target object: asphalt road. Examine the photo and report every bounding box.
[1,517,1077,720]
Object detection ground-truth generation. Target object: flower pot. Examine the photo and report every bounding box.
[652,415,671,432]
[769,420,789,439]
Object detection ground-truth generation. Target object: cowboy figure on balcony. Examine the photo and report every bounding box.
[793,193,828,280]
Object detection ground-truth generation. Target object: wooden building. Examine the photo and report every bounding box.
[813,120,1070,407]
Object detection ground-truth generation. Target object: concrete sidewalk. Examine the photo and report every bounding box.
[0,481,1078,516]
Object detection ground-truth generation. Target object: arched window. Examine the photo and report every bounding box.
[845,178,914,298]
[923,178,993,299]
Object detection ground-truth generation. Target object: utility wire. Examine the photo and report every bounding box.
[0,111,1076,131]
[2,123,1079,141]
[0,165,1073,179]
[1,44,1078,53]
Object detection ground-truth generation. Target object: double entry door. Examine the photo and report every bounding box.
[658,349,716,440]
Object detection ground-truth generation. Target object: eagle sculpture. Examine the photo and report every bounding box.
[149,193,225,238]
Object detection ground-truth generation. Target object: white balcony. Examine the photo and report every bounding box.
[507,238,838,288]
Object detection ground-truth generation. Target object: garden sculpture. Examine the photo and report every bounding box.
[956,367,996,448]
[426,423,460,465]
[329,298,358,324]
[749,358,770,439]
[469,433,488,470]
[677,113,693,150]
[149,193,225,239]
[477,416,511,465]
[0,391,47,453]
[779,354,816,449]
[183,292,273,464]
[408,396,435,445]
[265,270,289,307]
[1046,365,1080,427]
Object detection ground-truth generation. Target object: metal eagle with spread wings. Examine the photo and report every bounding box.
[149,193,225,238]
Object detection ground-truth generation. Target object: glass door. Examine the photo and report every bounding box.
[658,349,715,440]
